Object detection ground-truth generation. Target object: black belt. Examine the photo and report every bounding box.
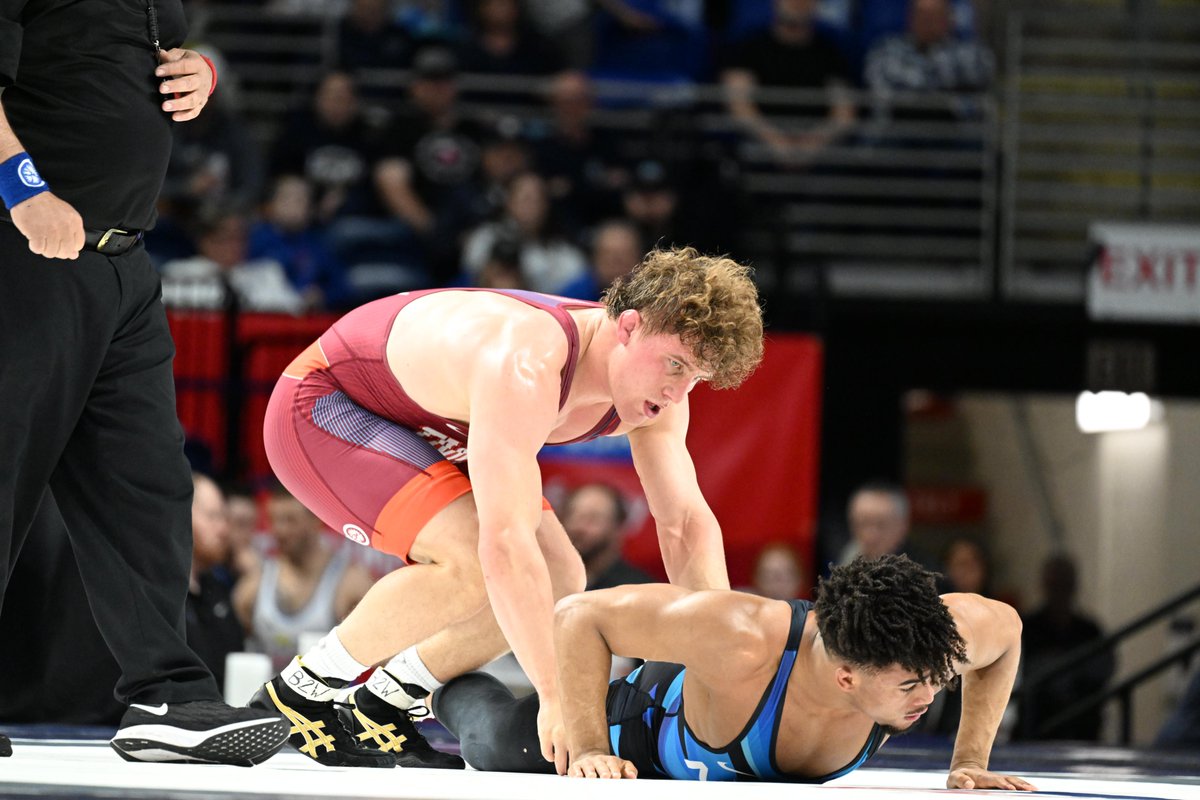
[84,227,143,256]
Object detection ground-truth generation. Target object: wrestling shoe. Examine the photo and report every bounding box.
[248,660,393,768]
[341,683,465,769]
[110,700,289,765]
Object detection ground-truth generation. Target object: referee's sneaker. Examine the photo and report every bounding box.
[110,701,289,766]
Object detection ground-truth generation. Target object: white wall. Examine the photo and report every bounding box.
[957,394,1200,743]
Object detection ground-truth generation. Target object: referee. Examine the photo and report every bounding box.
[0,1,287,764]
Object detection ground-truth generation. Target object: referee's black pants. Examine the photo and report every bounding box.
[0,221,219,706]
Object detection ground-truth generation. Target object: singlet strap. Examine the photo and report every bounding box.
[785,599,813,650]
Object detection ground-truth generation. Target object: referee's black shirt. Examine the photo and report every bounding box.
[0,0,187,231]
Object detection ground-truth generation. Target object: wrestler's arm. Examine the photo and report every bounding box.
[627,399,729,591]
[942,593,1036,791]
[466,326,567,766]
[555,583,784,777]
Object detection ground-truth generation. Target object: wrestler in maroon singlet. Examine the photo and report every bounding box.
[264,288,620,561]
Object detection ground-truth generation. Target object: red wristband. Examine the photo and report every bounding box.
[199,54,218,96]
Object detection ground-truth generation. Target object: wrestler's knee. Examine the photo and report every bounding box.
[408,495,488,608]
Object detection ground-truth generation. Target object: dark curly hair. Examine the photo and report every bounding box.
[815,554,966,686]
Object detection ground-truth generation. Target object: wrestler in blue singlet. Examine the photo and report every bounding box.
[605,600,885,782]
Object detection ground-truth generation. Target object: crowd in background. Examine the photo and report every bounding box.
[152,0,995,313]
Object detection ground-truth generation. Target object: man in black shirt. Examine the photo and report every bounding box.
[561,483,652,591]
[0,0,287,765]
[1018,554,1114,741]
[375,45,486,284]
[720,0,855,163]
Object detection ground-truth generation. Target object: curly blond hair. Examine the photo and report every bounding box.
[602,247,764,389]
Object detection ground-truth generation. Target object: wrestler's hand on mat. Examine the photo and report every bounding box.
[947,766,1037,791]
[568,751,638,779]
[156,48,213,122]
[537,698,569,775]
[11,192,84,260]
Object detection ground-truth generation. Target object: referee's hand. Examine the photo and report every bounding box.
[156,48,212,122]
[10,191,85,260]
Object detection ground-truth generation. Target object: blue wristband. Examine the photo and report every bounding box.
[0,152,50,210]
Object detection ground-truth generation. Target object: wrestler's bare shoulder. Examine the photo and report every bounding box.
[384,291,572,416]
[389,290,567,360]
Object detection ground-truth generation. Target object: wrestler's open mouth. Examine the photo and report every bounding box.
[646,401,661,418]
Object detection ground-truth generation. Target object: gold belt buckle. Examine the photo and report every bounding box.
[96,228,129,252]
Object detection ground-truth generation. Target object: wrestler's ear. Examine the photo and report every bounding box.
[834,665,857,693]
[616,309,641,345]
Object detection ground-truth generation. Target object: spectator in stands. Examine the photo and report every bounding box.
[590,0,709,84]
[837,480,938,571]
[461,171,587,293]
[334,0,413,73]
[225,484,266,580]
[941,536,992,596]
[522,0,595,69]
[375,45,485,284]
[457,0,562,76]
[749,541,811,601]
[621,159,712,254]
[1018,553,1114,742]
[187,473,246,691]
[151,80,262,267]
[720,0,855,165]
[160,210,307,313]
[476,115,531,207]
[270,71,391,225]
[534,71,627,228]
[233,485,375,672]
[561,483,653,591]
[558,218,643,300]
[436,114,533,264]
[923,535,1014,739]
[273,70,429,298]
[855,0,981,72]
[163,91,265,219]
[863,0,993,126]
[474,234,528,290]
[248,175,349,311]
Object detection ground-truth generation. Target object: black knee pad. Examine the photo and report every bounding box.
[433,672,554,774]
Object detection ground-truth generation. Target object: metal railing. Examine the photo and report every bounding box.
[1017,581,1200,743]
[1001,6,1200,302]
